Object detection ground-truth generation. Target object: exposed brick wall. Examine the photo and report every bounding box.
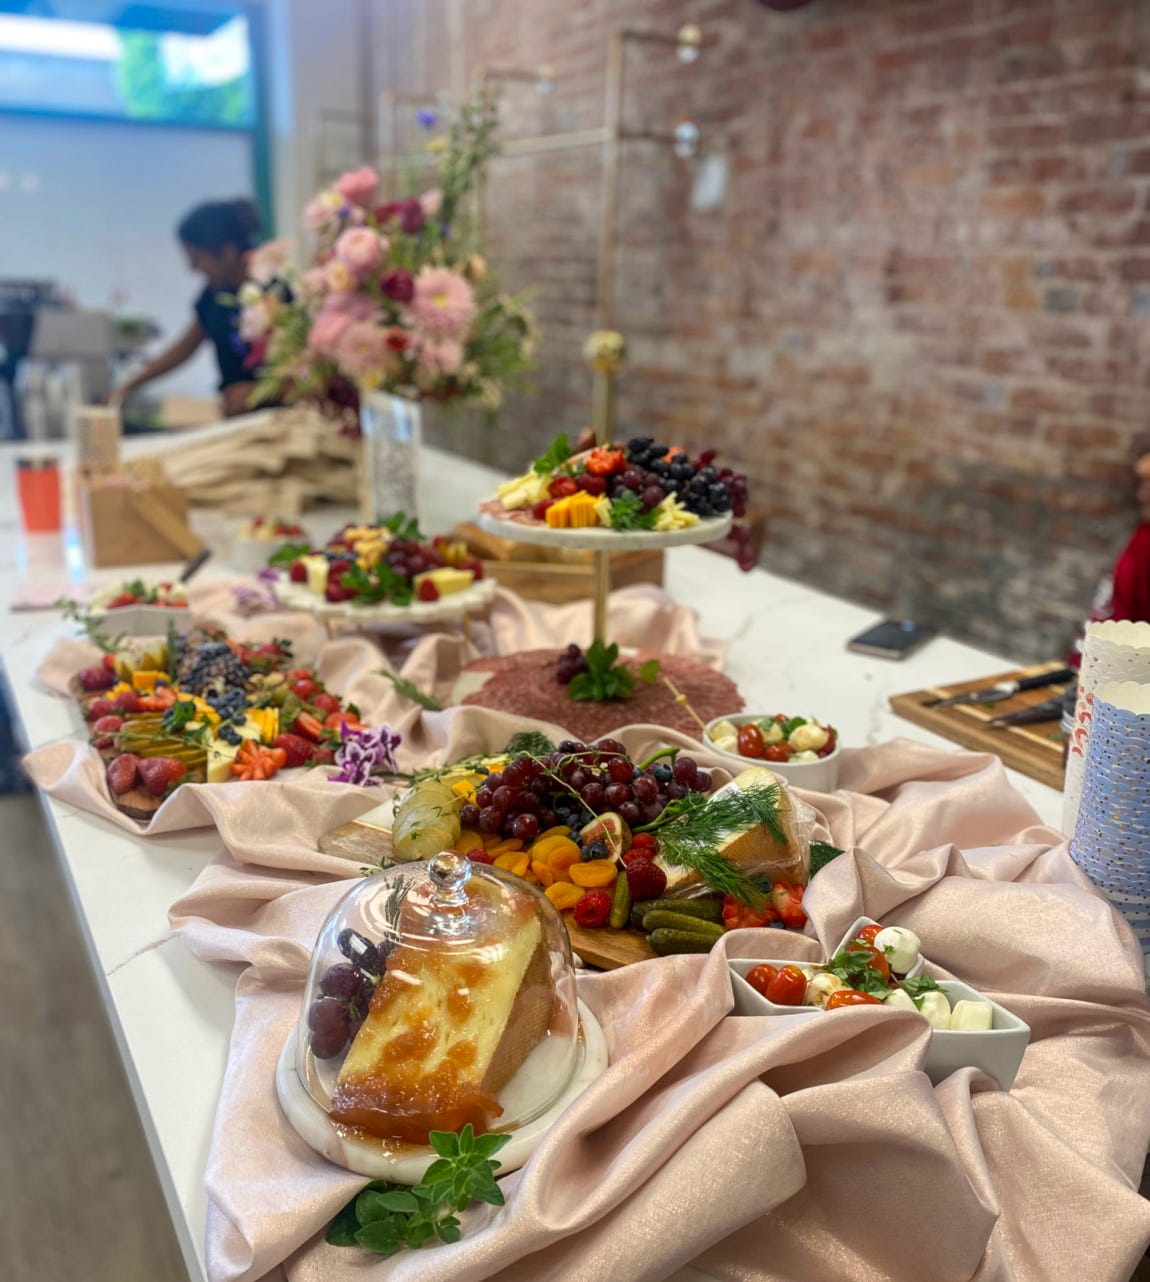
[378,0,1150,660]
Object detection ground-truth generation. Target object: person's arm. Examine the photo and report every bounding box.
[113,319,205,403]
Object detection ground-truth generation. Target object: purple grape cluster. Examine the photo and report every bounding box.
[555,643,589,685]
[307,928,385,1060]
[457,739,713,848]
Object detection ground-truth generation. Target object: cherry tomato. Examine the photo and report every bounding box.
[764,743,793,762]
[736,723,766,759]
[817,730,837,759]
[854,923,883,945]
[847,942,891,982]
[826,990,883,1009]
[745,964,778,998]
[765,964,809,1006]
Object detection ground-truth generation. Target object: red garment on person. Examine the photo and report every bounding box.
[1109,524,1150,623]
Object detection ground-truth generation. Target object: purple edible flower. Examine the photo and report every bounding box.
[329,723,402,786]
[416,108,438,129]
[231,583,280,616]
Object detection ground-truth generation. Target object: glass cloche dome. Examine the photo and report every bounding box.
[294,851,582,1147]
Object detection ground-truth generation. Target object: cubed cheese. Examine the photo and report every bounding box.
[413,567,474,596]
[949,1000,994,1031]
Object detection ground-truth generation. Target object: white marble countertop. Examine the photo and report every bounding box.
[0,425,1062,1282]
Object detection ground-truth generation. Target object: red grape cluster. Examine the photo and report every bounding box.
[307,928,385,1059]
[458,739,713,847]
[555,643,589,685]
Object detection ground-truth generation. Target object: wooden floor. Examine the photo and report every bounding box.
[2,789,1147,1282]
[0,794,189,1282]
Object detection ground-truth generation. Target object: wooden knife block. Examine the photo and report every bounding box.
[77,463,203,568]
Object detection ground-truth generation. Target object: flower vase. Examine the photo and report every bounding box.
[358,387,422,525]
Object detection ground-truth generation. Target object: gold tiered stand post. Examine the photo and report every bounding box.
[584,329,627,646]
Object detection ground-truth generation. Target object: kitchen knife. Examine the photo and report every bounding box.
[986,694,1066,727]
[929,665,1076,709]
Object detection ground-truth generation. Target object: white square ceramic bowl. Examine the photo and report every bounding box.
[89,604,194,637]
[833,916,925,979]
[726,958,1030,1091]
[703,713,840,792]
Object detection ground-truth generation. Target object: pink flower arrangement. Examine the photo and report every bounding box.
[333,166,378,207]
[242,91,534,418]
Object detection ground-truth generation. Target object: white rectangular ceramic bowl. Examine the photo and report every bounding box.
[89,604,193,637]
[726,959,1030,1091]
[703,713,840,792]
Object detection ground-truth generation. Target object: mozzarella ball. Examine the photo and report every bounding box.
[788,722,830,752]
[873,925,921,974]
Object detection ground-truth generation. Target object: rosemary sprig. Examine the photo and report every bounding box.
[56,597,124,655]
[377,669,443,711]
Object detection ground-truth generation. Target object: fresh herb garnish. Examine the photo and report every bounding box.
[268,540,311,570]
[377,668,443,711]
[826,945,893,998]
[56,597,124,655]
[162,698,200,734]
[342,562,414,607]
[639,780,786,906]
[810,841,844,877]
[381,511,424,541]
[608,489,658,531]
[504,730,555,757]
[326,1125,510,1256]
[638,658,661,684]
[568,641,634,702]
[532,433,572,475]
[897,973,941,1007]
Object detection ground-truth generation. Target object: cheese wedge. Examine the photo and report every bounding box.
[206,736,240,784]
[303,554,330,596]
[413,567,474,596]
[330,879,555,1143]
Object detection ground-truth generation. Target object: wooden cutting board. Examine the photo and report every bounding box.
[890,661,1068,791]
[317,818,659,968]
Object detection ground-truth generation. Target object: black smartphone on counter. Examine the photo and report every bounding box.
[847,619,937,660]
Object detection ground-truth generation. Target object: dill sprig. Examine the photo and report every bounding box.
[642,781,788,907]
[377,668,443,712]
[56,597,124,655]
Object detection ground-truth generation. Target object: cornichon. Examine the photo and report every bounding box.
[648,928,718,956]
[609,874,632,930]
[631,897,723,928]
[641,910,726,939]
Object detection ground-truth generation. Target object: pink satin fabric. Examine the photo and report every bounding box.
[165,727,1150,1282]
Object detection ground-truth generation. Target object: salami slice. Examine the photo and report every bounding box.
[459,649,743,741]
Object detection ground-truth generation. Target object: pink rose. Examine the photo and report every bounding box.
[333,166,378,207]
[419,187,443,218]
[335,227,386,275]
[335,321,397,383]
[246,237,294,285]
[307,310,353,359]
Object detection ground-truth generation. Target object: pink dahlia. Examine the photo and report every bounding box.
[333,166,378,207]
[307,309,353,359]
[335,321,397,384]
[335,227,387,275]
[411,267,475,340]
[246,237,294,285]
[325,260,357,295]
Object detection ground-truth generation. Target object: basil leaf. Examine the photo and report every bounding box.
[354,1217,404,1254]
[532,433,572,475]
[324,1199,361,1246]
[376,1190,419,1213]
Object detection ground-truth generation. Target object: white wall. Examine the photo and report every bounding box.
[0,114,251,396]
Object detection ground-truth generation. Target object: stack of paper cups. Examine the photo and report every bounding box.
[1069,682,1150,962]
[1063,620,1150,835]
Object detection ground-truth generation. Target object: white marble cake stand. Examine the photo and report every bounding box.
[275,573,498,637]
[276,999,608,1182]
[475,505,732,644]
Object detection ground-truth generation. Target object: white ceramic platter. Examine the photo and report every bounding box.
[475,505,732,552]
[274,573,498,627]
[276,998,608,1182]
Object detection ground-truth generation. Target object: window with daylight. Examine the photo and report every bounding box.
[0,3,257,129]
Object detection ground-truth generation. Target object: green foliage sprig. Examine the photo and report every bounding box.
[326,1126,510,1255]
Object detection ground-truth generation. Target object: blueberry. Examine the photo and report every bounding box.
[583,839,608,861]
[653,763,673,784]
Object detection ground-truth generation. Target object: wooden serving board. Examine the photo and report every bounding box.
[890,661,1068,791]
[316,819,658,967]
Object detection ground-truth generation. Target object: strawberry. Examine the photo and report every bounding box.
[325,581,356,603]
[107,591,138,609]
[573,889,613,929]
[769,882,807,929]
[310,744,335,765]
[102,654,117,671]
[113,689,143,714]
[311,692,340,715]
[329,558,352,578]
[417,579,440,602]
[272,733,314,768]
[86,698,113,721]
[624,857,667,901]
[465,847,494,865]
[722,893,777,931]
[461,557,484,579]
[138,757,188,797]
[621,848,652,866]
[289,559,308,583]
[106,754,140,795]
[79,666,116,692]
[291,677,319,700]
[92,715,124,736]
[530,498,554,520]
[548,476,578,499]
[292,711,325,742]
